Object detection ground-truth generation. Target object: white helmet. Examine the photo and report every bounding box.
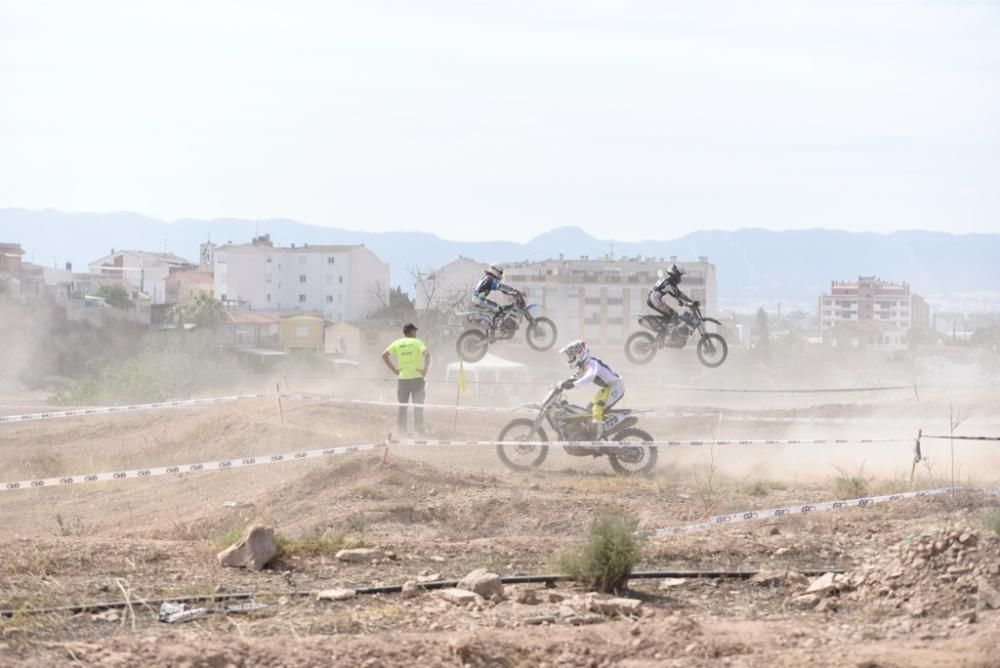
[559,339,590,371]
[485,263,504,279]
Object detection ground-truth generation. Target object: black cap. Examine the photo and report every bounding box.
[403,323,418,334]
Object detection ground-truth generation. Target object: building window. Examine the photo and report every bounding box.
[327,257,335,264]
[266,274,271,283]
[299,294,306,303]
[266,256,272,263]
[299,275,307,283]
[326,295,333,303]
[338,276,343,284]
[266,294,271,303]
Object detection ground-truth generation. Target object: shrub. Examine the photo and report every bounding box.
[555,513,644,593]
[985,509,1000,536]
[830,464,870,498]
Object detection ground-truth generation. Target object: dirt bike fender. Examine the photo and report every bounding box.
[701,317,722,326]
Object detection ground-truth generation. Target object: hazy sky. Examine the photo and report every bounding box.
[1,0,998,242]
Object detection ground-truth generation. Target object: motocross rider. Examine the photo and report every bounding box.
[647,264,696,345]
[472,263,521,337]
[558,340,626,440]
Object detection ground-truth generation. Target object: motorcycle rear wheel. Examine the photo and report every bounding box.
[456,329,489,362]
[624,332,657,365]
[496,418,549,471]
[607,428,657,477]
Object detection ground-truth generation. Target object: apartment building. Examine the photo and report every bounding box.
[211,235,389,322]
[503,255,717,345]
[818,275,929,347]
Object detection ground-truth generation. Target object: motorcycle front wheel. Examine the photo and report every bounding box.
[624,332,657,365]
[456,329,489,362]
[525,317,558,351]
[696,333,728,368]
[607,428,657,477]
[496,418,550,471]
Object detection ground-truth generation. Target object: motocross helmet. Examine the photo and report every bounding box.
[559,339,590,371]
[485,263,504,279]
[666,264,684,284]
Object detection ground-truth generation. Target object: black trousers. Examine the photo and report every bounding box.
[396,377,426,433]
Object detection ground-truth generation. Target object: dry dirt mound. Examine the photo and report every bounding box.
[839,526,1000,618]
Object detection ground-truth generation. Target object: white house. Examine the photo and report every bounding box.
[211,235,390,322]
[88,250,195,305]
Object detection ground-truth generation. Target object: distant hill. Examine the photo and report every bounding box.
[2,208,997,305]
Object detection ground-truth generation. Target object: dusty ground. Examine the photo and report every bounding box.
[1,390,999,667]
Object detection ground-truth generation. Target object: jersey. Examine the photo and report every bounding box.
[383,337,427,380]
[648,278,690,313]
[473,275,517,301]
[571,357,621,389]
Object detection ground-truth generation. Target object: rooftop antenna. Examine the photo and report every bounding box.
[610,241,615,260]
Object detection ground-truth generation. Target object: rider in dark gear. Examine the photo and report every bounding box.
[472,263,521,338]
[647,264,696,344]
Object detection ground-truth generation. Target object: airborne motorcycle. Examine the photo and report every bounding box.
[456,292,557,362]
[495,385,657,476]
[624,300,728,368]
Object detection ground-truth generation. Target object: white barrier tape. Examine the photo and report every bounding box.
[0,442,385,493]
[398,437,910,448]
[282,394,1000,426]
[636,487,957,539]
[0,393,276,424]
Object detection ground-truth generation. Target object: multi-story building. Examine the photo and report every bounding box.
[88,249,196,305]
[504,255,717,346]
[818,275,929,347]
[211,235,389,322]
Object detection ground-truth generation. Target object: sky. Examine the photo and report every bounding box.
[1,0,998,242]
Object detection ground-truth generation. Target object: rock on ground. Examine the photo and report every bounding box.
[437,588,482,606]
[217,524,276,572]
[458,568,504,599]
[335,548,387,563]
[316,589,357,602]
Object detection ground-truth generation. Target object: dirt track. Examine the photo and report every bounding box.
[1,391,999,667]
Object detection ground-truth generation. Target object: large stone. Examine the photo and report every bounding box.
[437,588,481,606]
[977,580,1000,610]
[335,548,387,563]
[790,593,820,610]
[588,597,642,617]
[750,571,786,587]
[401,581,421,600]
[806,572,838,598]
[458,568,505,599]
[316,588,356,601]
[217,524,277,571]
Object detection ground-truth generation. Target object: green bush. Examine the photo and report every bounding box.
[985,509,1000,536]
[555,513,645,593]
[51,330,242,405]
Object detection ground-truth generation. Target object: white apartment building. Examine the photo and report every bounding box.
[504,255,717,345]
[212,235,389,322]
[88,250,195,305]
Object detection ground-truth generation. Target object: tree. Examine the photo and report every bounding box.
[168,293,225,330]
[368,284,416,322]
[97,284,133,309]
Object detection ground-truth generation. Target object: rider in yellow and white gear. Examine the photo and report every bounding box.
[559,340,625,439]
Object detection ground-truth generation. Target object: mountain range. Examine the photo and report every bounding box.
[2,208,997,307]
